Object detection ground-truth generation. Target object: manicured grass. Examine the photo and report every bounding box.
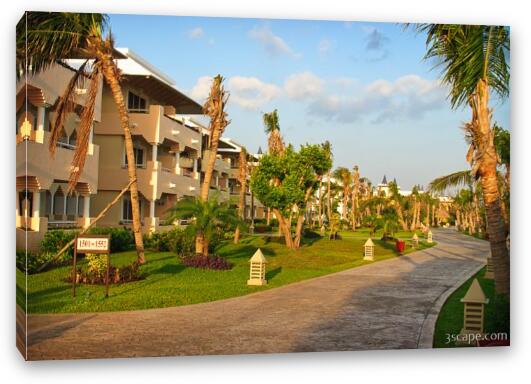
[17,232,435,314]
[433,267,510,348]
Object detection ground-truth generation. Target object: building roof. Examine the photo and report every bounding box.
[116,48,203,114]
[381,175,388,184]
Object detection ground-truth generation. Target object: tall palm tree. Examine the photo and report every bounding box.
[17,12,146,263]
[263,109,284,156]
[198,75,230,254]
[262,109,285,227]
[351,165,360,230]
[233,148,248,244]
[333,167,352,222]
[415,24,510,294]
[322,141,333,224]
[166,198,240,256]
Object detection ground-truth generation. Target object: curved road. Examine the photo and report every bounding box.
[21,228,489,360]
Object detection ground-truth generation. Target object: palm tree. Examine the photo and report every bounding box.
[198,75,230,253]
[333,167,352,222]
[415,24,510,294]
[233,148,248,244]
[351,165,360,230]
[166,198,240,256]
[322,141,333,224]
[17,12,146,263]
[262,109,285,228]
[263,109,284,156]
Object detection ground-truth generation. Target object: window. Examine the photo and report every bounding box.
[122,196,133,222]
[124,146,145,168]
[122,195,142,222]
[127,91,147,112]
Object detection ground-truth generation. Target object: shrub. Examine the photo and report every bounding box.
[88,227,134,252]
[303,229,321,239]
[69,261,143,285]
[180,254,233,270]
[254,224,272,233]
[16,250,70,274]
[41,229,77,256]
[86,253,107,280]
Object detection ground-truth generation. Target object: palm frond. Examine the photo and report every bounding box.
[428,170,474,194]
[67,62,102,193]
[16,12,107,78]
[49,60,89,157]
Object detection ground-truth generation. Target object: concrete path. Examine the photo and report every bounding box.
[22,229,489,360]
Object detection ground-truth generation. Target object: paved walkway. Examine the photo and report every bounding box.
[22,229,489,360]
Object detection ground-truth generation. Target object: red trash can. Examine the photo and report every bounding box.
[396,240,405,254]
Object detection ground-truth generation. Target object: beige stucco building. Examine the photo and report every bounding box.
[16,63,102,251]
[17,48,266,252]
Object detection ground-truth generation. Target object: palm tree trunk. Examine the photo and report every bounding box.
[326,172,331,223]
[475,80,510,294]
[318,179,323,227]
[100,57,145,264]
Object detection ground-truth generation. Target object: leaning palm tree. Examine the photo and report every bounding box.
[233,147,248,244]
[415,24,510,294]
[198,75,230,253]
[17,12,146,263]
[166,198,240,256]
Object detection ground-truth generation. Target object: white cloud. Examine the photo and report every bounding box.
[228,76,281,110]
[284,72,324,100]
[308,75,447,123]
[248,25,300,58]
[188,27,204,39]
[189,76,213,101]
[318,39,334,57]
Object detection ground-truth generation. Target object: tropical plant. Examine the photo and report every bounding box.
[251,144,331,249]
[165,198,240,256]
[17,12,146,263]
[234,147,248,244]
[375,207,400,240]
[263,109,284,156]
[333,167,352,222]
[198,75,231,253]
[414,24,510,294]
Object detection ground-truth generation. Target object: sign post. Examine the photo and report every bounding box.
[73,234,111,298]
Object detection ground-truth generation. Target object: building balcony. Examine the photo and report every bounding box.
[202,150,231,174]
[16,130,99,192]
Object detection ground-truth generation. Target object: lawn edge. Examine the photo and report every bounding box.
[417,263,485,349]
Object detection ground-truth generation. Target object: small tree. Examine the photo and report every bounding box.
[166,198,240,256]
[250,144,331,249]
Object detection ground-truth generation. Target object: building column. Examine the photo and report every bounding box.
[32,190,41,231]
[193,158,199,180]
[149,200,157,233]
[35,106,45,143]
[82,195,91,228]
[175,151,181,175]
[152,143,158,163]
[88,125,94,155]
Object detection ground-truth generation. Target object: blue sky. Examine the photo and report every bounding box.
[108,14,510,190]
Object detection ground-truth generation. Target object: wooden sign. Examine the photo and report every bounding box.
[72,234,111,298]
[76,235,110,254]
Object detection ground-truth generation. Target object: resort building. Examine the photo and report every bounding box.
[17,48,268,251]
[16,62,102,251]
[92,48,204,233]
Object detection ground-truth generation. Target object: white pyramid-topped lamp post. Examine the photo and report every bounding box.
[247,248,267,286]
[457,278,489,345]
[427,230,433,244]
[411,233,419,248]
[363,238,375,261]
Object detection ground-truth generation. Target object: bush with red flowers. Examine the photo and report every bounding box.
[180,254,233,270]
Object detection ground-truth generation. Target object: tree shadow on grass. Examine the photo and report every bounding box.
[149,263,186,275]
[266,267,282,281]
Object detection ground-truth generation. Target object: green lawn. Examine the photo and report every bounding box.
[17,232,434,314]
[433,267,510,348]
